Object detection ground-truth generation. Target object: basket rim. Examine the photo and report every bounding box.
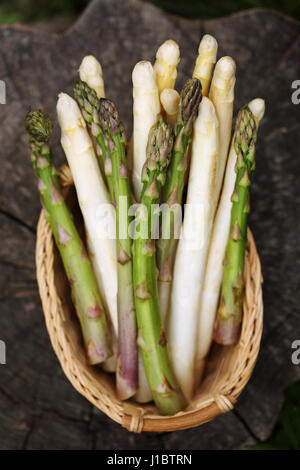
[35,166,264,433]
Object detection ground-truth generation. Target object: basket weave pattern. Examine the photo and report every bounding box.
[36,165,263,433]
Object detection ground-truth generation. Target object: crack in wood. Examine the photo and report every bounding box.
[232,409,261,443]
[0,283,38,301]
[0,209,36,235]
[0,259,35,271]
[21,418,36,450]
[0,386,94,428]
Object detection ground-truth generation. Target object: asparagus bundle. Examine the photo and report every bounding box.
[25,109,111,364]
[133,118,186,415]
[195,98,265,376]
[214,105,258,345]
[157,77,202,323]
[29,35,265,415]
[98,98,138,400]
[169,97,219,400]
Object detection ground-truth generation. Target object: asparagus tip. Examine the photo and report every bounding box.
[248,98,265,123]
[198,34,218,55]
[116,370,138,401]
[132,61,156,89]
[74,79,99,111]
[79,55,103,79]
[215,56,236,79]
[156,39,180,66]
[99,98,126,140]
[25,109,52,142]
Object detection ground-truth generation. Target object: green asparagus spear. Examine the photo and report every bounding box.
[74,80,114,202]
[98,98,138,400]
[133,117,186,415]
[25,109,112,364]
[156,78,202,321]
[214,106,257,345]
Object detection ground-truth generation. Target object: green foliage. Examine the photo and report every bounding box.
[0,0,90,24]
[248,382,300,450]
[143,0,300,20]
[0,0,300,24]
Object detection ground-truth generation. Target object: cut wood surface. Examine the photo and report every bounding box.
[0,0,299,449]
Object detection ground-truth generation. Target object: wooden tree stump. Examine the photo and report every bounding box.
[0,0,299,450]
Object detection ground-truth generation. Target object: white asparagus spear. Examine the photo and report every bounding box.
[160,88,180,126]
[168,97,219,401]
[209,56,236,201]
[79,55,105,99]
[153,39,180,95]
[132,61,161,200]
[195,98,265,382]
[193,34,218,96]
[79,56,118,371]
[56,93,118,340]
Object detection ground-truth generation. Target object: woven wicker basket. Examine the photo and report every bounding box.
[36,165,263,433]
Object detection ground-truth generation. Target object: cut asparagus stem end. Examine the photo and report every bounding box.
[214,316,241,345]
[116,368,138,401]
[152,390,187,416]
